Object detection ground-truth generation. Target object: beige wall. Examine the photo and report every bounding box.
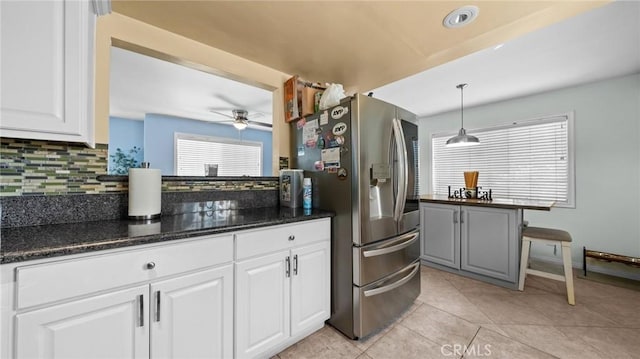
[94,12,292,175]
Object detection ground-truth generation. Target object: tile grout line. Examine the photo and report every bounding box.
[460,326,481,359]
[360,301,425,356]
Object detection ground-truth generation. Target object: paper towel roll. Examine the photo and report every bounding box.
[128,168,162,219]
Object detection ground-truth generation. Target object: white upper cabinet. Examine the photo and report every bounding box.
[0,0,96,146]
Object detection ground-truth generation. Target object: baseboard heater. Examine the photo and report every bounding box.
[583,247,640,276]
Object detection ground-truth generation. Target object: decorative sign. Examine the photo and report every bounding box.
[448,186,493,200]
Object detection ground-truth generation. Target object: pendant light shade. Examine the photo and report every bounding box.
[446,83,479,147]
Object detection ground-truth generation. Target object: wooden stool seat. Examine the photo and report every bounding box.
[522,227,572,242]
[518,226,575,305]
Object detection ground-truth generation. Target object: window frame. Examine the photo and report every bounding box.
[174,132,263,176]
[430,112,576,208]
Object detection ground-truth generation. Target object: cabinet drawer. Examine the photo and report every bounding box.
[16,235,233,309]
[236,219,330,260]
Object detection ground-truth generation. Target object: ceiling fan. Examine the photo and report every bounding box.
[209,109,272,131]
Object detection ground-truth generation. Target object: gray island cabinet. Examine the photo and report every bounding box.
[419,195,553,289]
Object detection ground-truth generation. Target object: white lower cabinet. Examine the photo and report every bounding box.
[4,234,234,359]
[1,218,330,359]
[16,285,150,359]
[235,250,291,358]
[290,241,330,336]
[235,219,331,359]
[151,265,233,359]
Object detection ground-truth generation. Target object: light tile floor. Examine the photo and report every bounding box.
[276,265,640,359]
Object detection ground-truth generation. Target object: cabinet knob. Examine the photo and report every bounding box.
[288,235,295,241]
[146,262,156,270]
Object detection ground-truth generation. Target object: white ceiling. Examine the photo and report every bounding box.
[109,47,274,129]
[109,1,640,127]
[372,0,640,118]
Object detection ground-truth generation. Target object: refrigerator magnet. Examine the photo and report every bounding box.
[296,118,306,129]
[320,111,329,125]
[314,161,324,171]
[303,119,319,147]
[337,168,348,180]
[327,167,338,174]
[332,122,347,136]
[321,148,340,169]
[331,106,349,120]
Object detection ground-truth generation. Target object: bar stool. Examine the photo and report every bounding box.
[518,226,575,305]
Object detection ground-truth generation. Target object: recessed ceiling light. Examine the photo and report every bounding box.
[494,43,504,50]
[443,6,479,29]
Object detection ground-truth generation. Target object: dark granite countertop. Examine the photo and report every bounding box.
[0,207,333,264]
[420,194,554,211]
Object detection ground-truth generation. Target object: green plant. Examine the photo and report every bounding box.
[109,146,141,175]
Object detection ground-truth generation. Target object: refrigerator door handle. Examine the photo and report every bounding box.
[362,231,419,257]
[363,262,420,297]
[392,118,408,222]
[398,119,410,216]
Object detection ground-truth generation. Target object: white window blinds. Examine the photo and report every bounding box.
[432,114,574,207]
[175,133,262,176]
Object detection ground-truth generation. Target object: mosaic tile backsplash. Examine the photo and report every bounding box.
[1,138,110,196]
[0,138,278,196]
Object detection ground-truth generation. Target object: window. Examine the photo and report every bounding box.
[175,133,262,176]
[431,113,574,207]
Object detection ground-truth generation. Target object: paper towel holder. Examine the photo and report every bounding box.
[128,162,162,220]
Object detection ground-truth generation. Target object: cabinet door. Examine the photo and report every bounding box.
[420,203,460,269]
[0,0,94,145]
[235,250,291,358]
[151,265,233,359]
[16,285,149,359]
[460,206,518,282]
[291,241,330,336]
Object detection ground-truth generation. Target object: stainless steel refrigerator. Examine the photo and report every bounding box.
[290,94,420,339]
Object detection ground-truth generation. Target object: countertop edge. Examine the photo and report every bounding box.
[1,211,334,265]
[420,196,553,211]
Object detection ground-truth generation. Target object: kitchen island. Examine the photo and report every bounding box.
[419,195,553,289]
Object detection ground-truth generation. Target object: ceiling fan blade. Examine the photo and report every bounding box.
[209,110,234,119]
[213,94,244,109]
[248,112,266,119]
[247,120,272,128]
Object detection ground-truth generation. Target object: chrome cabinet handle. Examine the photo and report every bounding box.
[285,256,291,277]
[453,210,458,223]
[146,262,156,270]
[460,210,464,224]
[288,235,295,241]
[137,294,144,327]
[154,291,161,322]
[293,254,298,275]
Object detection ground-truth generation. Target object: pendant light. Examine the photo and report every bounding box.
[446,83,480,147]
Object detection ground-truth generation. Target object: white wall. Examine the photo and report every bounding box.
[419,73,640,269]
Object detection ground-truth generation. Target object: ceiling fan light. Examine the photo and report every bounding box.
[233,121,248,130]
